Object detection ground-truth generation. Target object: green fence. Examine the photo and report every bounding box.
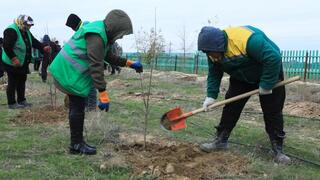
[124,50,320,81]
[282,50,320,81]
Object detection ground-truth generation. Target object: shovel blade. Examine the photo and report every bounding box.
[160,107,187,131]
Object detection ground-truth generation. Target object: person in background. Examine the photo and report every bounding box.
[53,40,61,57]
[2,15,51,109]
[50,10,143,155]
[110,42,122,75]
[40,34,60,83]
[197,25,291,164]
[32,48,41,71]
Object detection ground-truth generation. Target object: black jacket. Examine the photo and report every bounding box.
[3,28,44,74]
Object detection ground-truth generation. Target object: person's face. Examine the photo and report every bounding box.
[25,25,32,30]
[207,52,223,62]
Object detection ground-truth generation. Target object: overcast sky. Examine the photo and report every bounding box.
[1,0,319,52]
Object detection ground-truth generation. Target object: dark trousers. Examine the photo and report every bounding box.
[41,57,52,81]
[68,94,86,144]
[33,59,41,71]
[85,86,97,111]
[110,65,121,75]
[6,71,27,105]
[217,77,286,142]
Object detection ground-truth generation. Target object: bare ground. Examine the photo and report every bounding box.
[12,105,67,125]
[100,133,249,179]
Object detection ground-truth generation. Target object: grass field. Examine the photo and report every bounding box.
[0,70,319,179]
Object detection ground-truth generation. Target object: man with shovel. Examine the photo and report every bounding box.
[49,9,143,155]
[197,25,291,164]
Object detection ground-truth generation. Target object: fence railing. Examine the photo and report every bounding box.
[124,50,320,81]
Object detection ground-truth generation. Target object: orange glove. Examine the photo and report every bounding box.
[98,91,110,112]
[126,60,134,67]
[11,57,21,67]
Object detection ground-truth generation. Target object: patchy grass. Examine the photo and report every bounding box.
[0,70,319,179]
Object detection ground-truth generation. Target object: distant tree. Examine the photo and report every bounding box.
[135,27,165,64]
[177,24,195,65]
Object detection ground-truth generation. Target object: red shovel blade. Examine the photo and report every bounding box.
[160,107,187,131]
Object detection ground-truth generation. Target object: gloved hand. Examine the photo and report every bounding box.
[11,57,21,67]
[126,60,143,73]
[203,97,215,111]
[98,91,110,112]
[43,45,52,54]
[259,87,272,95]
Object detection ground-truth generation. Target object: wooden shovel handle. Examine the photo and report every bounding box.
[189,76,300,116]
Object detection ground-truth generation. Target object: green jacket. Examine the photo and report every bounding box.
[207,26,282,99]
[2,23,32,66]
[49,21,108,97]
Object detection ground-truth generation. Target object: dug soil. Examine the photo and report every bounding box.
[101,134,248,179]
[13,105,67,125]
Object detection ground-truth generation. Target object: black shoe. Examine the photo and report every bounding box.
[83,141,96,149]
[69,142,97,155]
[8,103,25,109]
[18,100,32,108]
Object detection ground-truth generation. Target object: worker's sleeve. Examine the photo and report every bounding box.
[246,34,282,90]
[31,33,44,54]
[3,29,18,59]
[207,58,223,99]
[85,33,107,92]
[104,49,127,67]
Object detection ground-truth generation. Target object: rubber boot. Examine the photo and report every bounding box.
[200,129,230,152]
[271,139,291,164]
[69,113,96,155]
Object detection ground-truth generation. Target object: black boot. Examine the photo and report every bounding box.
[270,138,291,164]
[69,113,96,155]
[200,128,230,152]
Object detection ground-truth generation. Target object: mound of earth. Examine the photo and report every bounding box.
[13,105,67,125]
[283,101,320,119]
[100,133,248,179]
[152,70,200,82]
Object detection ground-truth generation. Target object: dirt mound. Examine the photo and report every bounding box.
[152,71,199,82]
[100,133,248,178]
[13,105,67,125]
[283,101,320,119]
[110,142,248,179]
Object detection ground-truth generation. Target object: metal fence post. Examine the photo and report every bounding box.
[174,55,178,71]
[155,56,158,69]
[303,51,309,82]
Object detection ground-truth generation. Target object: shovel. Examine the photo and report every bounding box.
[160,76,300,131]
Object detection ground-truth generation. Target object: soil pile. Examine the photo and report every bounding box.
[101,133,248,179]
[13,105,67,125]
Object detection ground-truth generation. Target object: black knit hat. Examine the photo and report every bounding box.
[66,13,82,31]
[198,26,226,53]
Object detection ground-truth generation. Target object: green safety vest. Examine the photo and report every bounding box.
[2,23,33,66]
[49,21,108,97]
